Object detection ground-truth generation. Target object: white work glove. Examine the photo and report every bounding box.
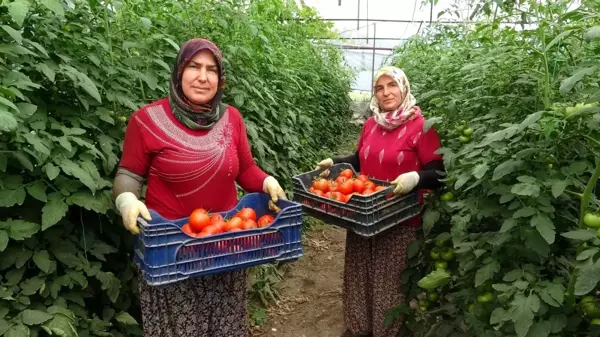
[115,192,151,235]
[315,158,333,170]
[263,176,287,203]
[391,171,420,195]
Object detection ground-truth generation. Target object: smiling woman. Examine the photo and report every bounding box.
[111,38,286,337]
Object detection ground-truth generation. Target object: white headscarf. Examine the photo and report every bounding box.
[370,66,420,130]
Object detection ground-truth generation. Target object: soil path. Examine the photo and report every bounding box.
[252,225,347,337]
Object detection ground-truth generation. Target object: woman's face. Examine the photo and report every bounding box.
[374,74,404,112]
[181,50,219,105]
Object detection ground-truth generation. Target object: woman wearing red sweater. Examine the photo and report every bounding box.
[112,38,285,337]
[317,66,444,337]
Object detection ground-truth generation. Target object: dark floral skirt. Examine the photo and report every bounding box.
[137,269,249,337]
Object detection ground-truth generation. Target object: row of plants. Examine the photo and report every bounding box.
[0,0,353,336]
[388,0,600,336]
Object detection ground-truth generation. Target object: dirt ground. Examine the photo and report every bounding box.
[252,224,348,337]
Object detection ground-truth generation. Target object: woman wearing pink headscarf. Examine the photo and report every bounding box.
[317,66,445,337]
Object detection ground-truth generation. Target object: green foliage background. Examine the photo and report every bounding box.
[0,0,353,335]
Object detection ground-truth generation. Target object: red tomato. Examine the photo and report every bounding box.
[313,179,330,192]
[342,194,351,203]
[225,217,244,232]
[324,192,332,199]
[362,188,375,195]
[352,179,365,193]
[212,220,227,233]
[335,176,348,185]
[189,209,211,232]
[242,219,258,230]
[258,215,275,228]
[200,224,219,235]
[331,192,344,202]
[236,208,257,221]
[375,185,386,192]
[229,228,242,232]
[196,232,211,238]
[314,190,325,197]
[364,181,376,191]
[210,213,224,225]
[339,169,354,179]
[356,174,369,182]
[182,223,195,237]
[308,187,316,193]
[337,180,354,195]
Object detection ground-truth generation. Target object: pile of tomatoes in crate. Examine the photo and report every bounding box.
[181,207,275,238]
[308,168,387,203]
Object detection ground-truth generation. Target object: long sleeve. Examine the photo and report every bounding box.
[416,160,445,190]
[235,111,268,192]
[118,112,151,177]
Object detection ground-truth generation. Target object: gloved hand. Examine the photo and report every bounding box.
[315,158,333,170]
[263,176,287,203]
[391,172,420,195]
[115,192,152,235]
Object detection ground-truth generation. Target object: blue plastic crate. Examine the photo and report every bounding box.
[134,193,304,286]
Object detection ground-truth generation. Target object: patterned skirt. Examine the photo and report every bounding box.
[343,224,418,337]
[137,269,249,337]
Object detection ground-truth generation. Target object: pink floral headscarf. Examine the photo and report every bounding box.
[370,66,421,130]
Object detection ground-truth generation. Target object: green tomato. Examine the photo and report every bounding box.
[430,249,440,260]
[456,125,465,132]
[547,163,553,169]
[463,128,473,137]
[427,292,439,302]
[459,136,470,144]
[441,249,455,261]
[596,228,600,240]
[584,213,600,229]
[435,261,448,270]
[582,296,596,304]
[477,292,494,303]
[435,238,447,248]
[117,116,127,123]
[419,305,428,312]
[418,299,430,308]
[468,303,475,313]
[440,192,454,202]
[591,318,600,325]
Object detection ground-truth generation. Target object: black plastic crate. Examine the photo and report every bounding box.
[292,163,420,237]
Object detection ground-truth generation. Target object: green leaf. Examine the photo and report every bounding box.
[584,26,600,41]
[96,272,121,303]
[12,151,33,171]
[26,181,47,202]
[6,219,40,240]
[525,320,551,337]
[89,241,118,262]
[574,257,600,296]
[511,183,540,197]
[44,313,77,337]
[16,102,37,117]
[40,0,64,16]
[59,159,97,192]
[551,180,567,198]
[422,208,440,236]
[0,318,9,335]
[5,267,25,285]
[472,163,488,179]
[560,67,596,95]
[22,310,53,326]
[513,207,536,219]
[20,276,46,296]
[45,163,60,180]
[475,260,500,287]
[0,106,18,133]
[61,66,101,102]
[36,62,55,82]
[5,0,29,26]
[577,247,599,261]
[532,215,555,244]
[2,25,23,44]
[490,307,506,325]
[115,311,138,325]
[500,218,518,233]
[33,250,53,273]
[561,229,596,241]
[549,314,567,333]
[5,324,29,337]
[492,159,523,181]
[0,230,8,251]
[545,30,572,51]
[525,230,550,257]
[42,193,68,230]
[417,270,451,290]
